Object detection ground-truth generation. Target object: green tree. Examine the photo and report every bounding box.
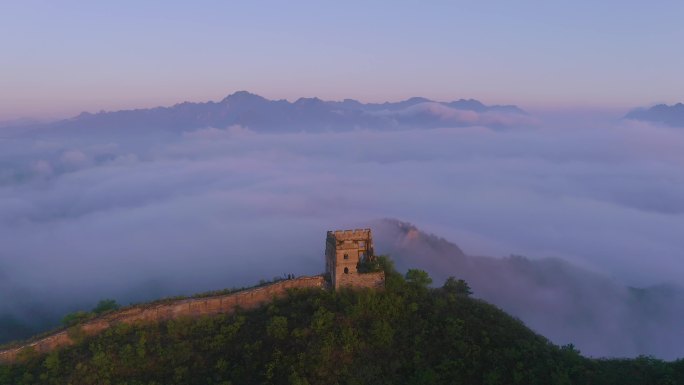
[405,269,432,288]
[377,255,405,290]
[92,299,120,315]
[266,316,289,340]
[357,258,380,273]
[443,277,473,296]
[61,311,92,326]
[42,352,61,380]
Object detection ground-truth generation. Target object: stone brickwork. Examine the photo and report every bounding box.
[335,271,385,290]
[325,229,385,290]
[0,275,325,364]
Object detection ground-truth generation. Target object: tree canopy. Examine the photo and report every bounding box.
[443,277,473,297]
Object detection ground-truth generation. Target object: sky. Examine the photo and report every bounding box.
[2,0,684,120]
[1,1,684,358]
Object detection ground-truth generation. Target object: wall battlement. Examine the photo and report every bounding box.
[0,275,325,364]
[327,229,371,241]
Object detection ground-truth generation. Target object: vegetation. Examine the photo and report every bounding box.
[356,256,381,273]
[1,259,683,384]
[60,311,92,328]
[60,299,121,328]
[443,277,473,297]
[0,276,297,353]
[92,299,120,315]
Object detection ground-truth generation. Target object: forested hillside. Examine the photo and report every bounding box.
[1,258,683,385]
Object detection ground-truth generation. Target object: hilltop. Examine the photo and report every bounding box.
[1,258,683,385]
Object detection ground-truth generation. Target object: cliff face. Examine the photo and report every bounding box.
[0,276,326,363]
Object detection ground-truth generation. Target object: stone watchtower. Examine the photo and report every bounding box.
[325,229,385,290]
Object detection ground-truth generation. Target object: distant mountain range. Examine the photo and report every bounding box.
[15,91,530,136]
[8,97,684,135]
[625,103,684,127]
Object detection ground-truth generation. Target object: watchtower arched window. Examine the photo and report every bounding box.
[343,254,349,260]
[344,267,349,274]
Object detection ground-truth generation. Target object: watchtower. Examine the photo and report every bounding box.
[325,228,384,290]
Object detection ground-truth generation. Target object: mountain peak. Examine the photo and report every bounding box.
[624,103,684,127]
[294,97,324,105]
[405,97,432,103]
[220,91,267,104]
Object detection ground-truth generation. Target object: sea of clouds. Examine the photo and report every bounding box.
[1,114,683,356]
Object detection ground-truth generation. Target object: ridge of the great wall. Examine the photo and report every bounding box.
[0,275,326,364]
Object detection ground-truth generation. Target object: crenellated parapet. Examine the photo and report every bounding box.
[327,229,372,241]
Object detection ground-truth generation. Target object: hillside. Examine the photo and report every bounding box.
[372,219,684,359]
[1,259,683,385]
[2,220,684,360]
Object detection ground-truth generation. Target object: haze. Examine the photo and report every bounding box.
[1,1,683,360]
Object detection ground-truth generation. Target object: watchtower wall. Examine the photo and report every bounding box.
[325,228,384,290]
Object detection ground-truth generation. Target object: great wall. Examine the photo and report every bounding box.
[0,275,326,364]
[0,228,385,364]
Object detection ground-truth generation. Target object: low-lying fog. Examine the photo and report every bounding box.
[1,112,683,358]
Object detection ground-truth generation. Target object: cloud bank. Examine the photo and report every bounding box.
[1,112,683,358]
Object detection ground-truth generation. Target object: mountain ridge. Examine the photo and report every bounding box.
[624,103,684,127]
[19,91,530,136]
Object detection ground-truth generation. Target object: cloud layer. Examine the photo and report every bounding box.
[1,113,683,357]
